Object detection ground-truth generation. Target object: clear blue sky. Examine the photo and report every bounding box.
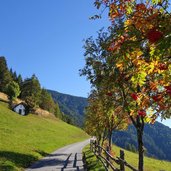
[0,0,109,97]
[0,0,170,128]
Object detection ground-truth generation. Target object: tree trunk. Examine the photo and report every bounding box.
[9,98,13,109]
[101,129,107,147]
[97,134,101,145]
[137,128,144,171]
[108,130,112,153]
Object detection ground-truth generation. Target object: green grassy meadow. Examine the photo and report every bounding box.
[0,101,89,171]
[111,144,171,171]
[83,144,171,171]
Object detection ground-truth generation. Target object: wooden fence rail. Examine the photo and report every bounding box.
[90,140,138,171]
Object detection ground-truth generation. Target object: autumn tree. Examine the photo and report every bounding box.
[85,89,128,152]
[85,90,106,145]
[81,31,129,151]
[82,0,171,170]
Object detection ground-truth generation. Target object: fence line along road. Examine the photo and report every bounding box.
[90,140,138,171]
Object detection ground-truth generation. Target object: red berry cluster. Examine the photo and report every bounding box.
[158,63,168,70]
[106,92,113,96]
[152,94,162,102]
[147,28,163,43]
[138,110,146,117]
[165,86,171,96]
[131,93,138,100]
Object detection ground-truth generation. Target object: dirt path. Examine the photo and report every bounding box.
[25,139,90,171]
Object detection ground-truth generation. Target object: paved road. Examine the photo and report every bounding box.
[25,139,90,171]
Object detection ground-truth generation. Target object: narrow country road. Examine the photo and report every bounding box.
[25,139,90,171]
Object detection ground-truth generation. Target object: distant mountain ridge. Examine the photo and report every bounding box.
[112,122,171,161]
[48,90,87,127]
[48,89,171,161]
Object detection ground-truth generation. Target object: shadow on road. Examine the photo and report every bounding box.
[27,153,84,171]
[29,153,70,168]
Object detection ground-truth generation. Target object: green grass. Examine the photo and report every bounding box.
[83,144,171,171]
[83,145,105,171]
[111,144,171,171]
[0,101,89,171]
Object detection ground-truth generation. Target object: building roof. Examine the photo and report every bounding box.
[12,102,27,109]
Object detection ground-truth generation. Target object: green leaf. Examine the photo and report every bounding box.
[152,0,160,5]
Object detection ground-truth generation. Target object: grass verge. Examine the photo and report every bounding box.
[83,145,105,171]
[83,143,171,171]
[111,144,171,171]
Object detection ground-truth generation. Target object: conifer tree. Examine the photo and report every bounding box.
[40,88,55,113]
[54,102,62,118]
[21,74,41,110]
[0,57,12,92]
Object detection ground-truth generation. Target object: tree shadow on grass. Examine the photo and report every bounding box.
[85,149,105,171]
[84,149,94,159]
[0,151,38,170]
[0,165,14,171]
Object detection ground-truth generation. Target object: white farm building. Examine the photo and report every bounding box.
[13,103,28,116]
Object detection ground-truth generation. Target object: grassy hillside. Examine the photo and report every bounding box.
[83,144,171,171]
[0,101,89,171]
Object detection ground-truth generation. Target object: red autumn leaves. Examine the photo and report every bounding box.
[152,94,163,102]
[152,86,171,102]
[165,86,171,96]
[130,93,146,117]
[106,92,113,96]
[131,93,138,101]
[138,110,146,117]
[158,63,168,70]
[108,27,163,53]
[130,86,171,117]
[147,28,163,43]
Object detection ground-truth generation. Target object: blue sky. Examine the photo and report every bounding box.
[0,0,170,128]
[0,0,109,97]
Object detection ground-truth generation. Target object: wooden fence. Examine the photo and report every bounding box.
[90,140,138,171]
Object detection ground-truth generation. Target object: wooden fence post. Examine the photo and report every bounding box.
[90,140,92,151]
[94,140,97,154]
[106,146,110,168]
[120,150,125,171]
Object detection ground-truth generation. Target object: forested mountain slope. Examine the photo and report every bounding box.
[112,122,171,161]
[48,89,87,127]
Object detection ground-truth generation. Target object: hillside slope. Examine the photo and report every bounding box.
[48,89,87,127]
[0,101,89,171]
[112,122,171,161]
